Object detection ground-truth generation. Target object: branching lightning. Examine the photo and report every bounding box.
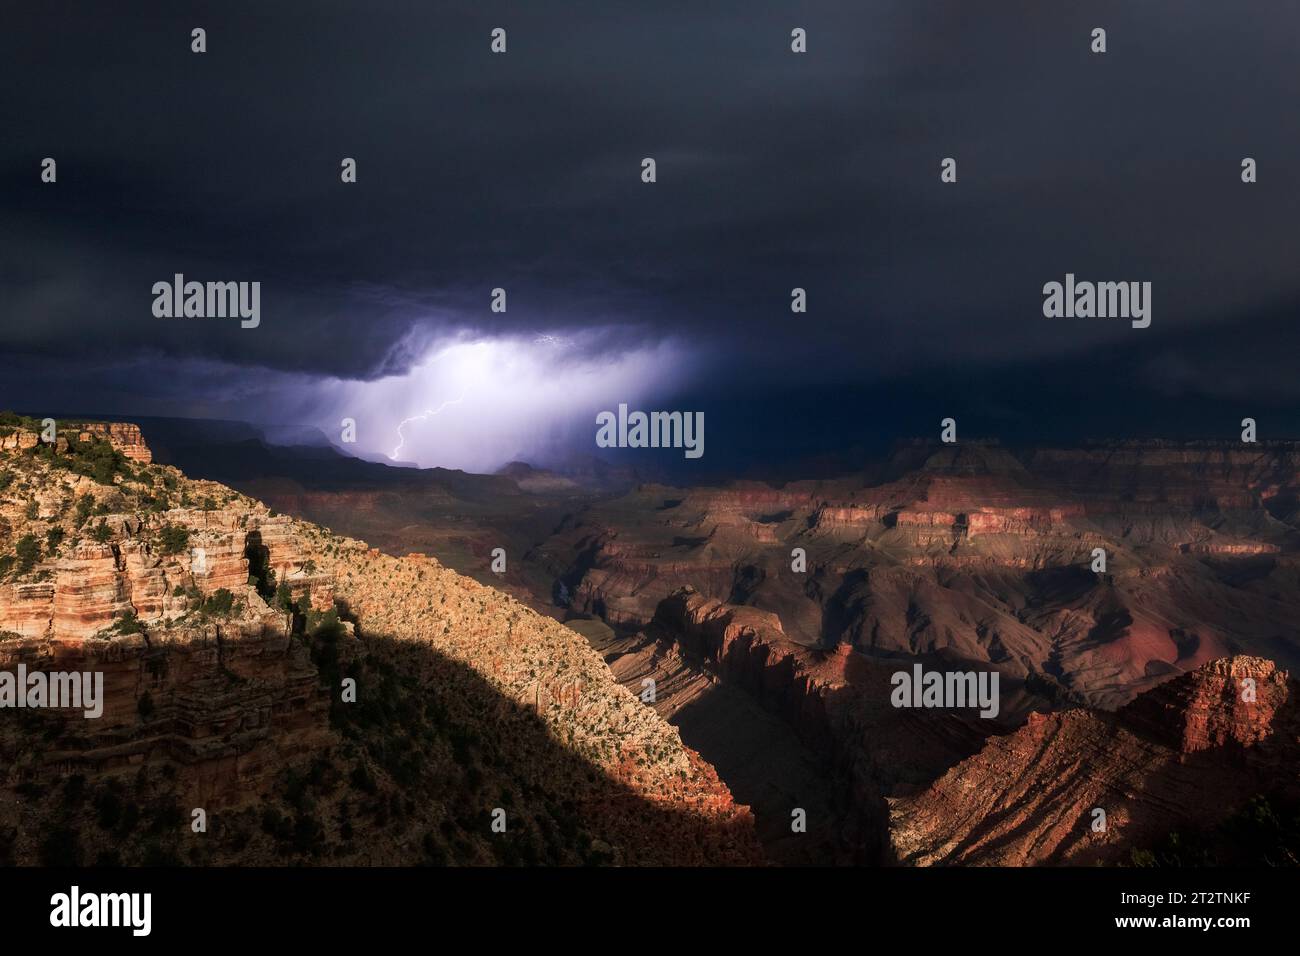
[389,393,466,460]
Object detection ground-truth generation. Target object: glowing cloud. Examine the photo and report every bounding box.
[313,333,700,473]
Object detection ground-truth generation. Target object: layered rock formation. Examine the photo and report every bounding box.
[515,441,1300,710]
[1,508,324,643]
[888,657,1297,866]
[2,608,332,805]
[76,422,153,464]
[0,421,762,866]
[0,431,38,453]
[589,587,1032,863]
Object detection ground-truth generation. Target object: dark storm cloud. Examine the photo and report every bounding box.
[2,0,1298,393]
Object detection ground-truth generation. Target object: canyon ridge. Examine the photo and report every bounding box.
[2,416,1296,866]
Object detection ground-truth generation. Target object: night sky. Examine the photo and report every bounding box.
[4,1,1299,475]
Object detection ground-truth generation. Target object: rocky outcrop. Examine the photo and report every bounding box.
[0,420,153,463]
[0,430,38,452]
[0,582,55,638]
[76,422,153,464]
[811,505,884,533]
[1119,656,1291,754]
[888,656,1298,866]
[52,542,135,641]
[0,503,344,643]
[0,429,763,866]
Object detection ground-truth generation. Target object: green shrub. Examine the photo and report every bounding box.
[158,524,189,555]
[73,494,95,528]
[200,588,235,618]
[110,611,145,636]
[14,535,40,572]
[64,438,128,486]
[274,582,294,612]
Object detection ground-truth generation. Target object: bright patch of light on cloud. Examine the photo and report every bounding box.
[314,333,698,473]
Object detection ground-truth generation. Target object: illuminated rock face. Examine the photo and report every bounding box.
[888,657,1297,866]
[1119,656,1292,754]
[52,542,135,641]
[76,422,153,464]
[1,421,151,462]
[0,431,38,452]
[0,426,762,865]
[322,547,762,864]
[7,523,254,642]
[0,495,342,643]
[0,582,55,638]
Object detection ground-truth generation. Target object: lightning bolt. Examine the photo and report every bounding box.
[390,393,466,460]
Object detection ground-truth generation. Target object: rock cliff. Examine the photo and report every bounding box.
[888,656,1298,865]
[0,421,762,865]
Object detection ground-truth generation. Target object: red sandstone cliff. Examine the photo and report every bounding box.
[888,656,1298,865]
[76,422,152,464]
[0,423,762,866]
